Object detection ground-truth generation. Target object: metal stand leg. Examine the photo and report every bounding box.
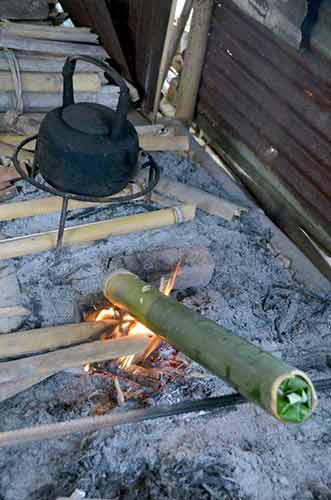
[56,197,69,253]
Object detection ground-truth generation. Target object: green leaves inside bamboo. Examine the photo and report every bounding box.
[277,376,314,423]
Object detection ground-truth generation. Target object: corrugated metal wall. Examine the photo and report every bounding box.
[60,0,173,111]
[196,0,331,258]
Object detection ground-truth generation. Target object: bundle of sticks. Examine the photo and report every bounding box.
[0,20,121,125]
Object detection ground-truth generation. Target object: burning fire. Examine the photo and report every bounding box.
[95,263,181,370]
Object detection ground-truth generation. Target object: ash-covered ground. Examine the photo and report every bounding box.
[0,151,330,500]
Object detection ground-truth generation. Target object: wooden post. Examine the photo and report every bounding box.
[176,0,214,124]
[152,0,178,122]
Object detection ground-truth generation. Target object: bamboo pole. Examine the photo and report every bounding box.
[0,53,105,73]
[155,175,247,220]
[0,32,108,58]
[0,333,152,385]
[104,271,317,423]
[0,89,119,113]
[0,72,101,93]
[0,189,137,221]
[0,205,196,260]
[0,321,112,360]
[176,0,214,123]
[152,0,178,121]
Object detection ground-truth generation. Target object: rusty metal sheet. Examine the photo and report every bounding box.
[197,0,331,251]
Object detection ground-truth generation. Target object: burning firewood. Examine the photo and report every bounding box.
[0,334,153,385]
[0,321,113,360]
[103,270,317,423]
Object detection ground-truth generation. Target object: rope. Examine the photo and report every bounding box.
[0,377,329,448]
[2,49,23,128]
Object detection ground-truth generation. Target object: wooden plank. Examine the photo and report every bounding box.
[0,205,196,260]
[176,0,214,123]
[0,72,101,93]
[0,21,98,44]
[139,134,189,152]
[0,31,108,58]
[0,322,111,359]
[0,334,152,385]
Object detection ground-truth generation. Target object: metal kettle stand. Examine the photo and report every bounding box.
[13,135,160,253]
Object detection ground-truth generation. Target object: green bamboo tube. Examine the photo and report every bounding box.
[104,271,317,423]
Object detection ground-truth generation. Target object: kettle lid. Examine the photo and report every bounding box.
[62,103,116,136]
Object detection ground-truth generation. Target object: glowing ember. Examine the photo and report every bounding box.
[96,263,181,369]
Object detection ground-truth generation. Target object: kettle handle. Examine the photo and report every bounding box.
[62,55,129,139]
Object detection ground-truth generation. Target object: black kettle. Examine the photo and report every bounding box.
[34,55,140,197]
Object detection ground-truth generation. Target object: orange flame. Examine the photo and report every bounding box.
[96,264,181,369]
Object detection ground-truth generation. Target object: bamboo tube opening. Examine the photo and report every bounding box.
[272,371,317,423]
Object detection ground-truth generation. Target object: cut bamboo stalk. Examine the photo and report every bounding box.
[0,190,170,221]
[152,0,178,121]
[0,32,108,58]
[0,127,184,160]
[0,53,105,73]
[104,271,317,423]
[156,175,247,220]
[0,73,101,93]
[0,321,111,360]
[0,187,139,221]
[0,21,98,44]
[0,205,196,260]
[0,88,119,113]
[176,0,214,123]
[139,134,189,152]
[0,334,152,385]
